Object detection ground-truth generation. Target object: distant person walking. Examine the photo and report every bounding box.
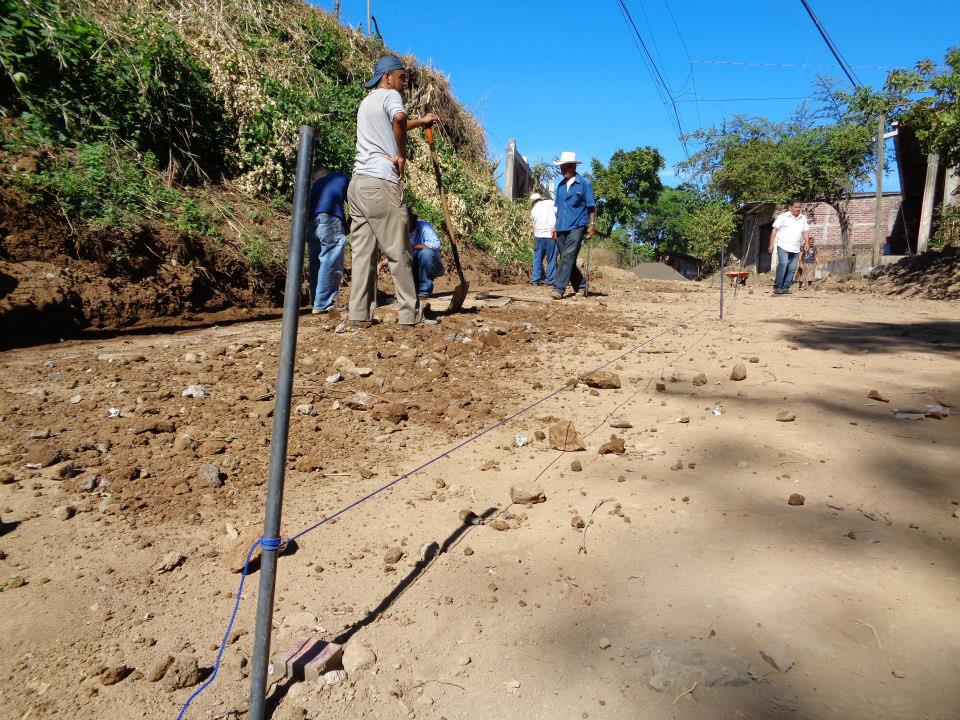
[347,56,438,327]
[551,151,596,299]
[529,192,557,286]
[306,166,349,313]
[770,200,810,295]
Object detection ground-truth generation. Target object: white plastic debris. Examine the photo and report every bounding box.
[515,434,529,448]
[107,408,122,418]
[326,373,342,383]
[712,405,724,416]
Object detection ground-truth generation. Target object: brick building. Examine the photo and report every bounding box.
[735,192,908,273]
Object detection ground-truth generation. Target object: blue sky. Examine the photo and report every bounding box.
[316,1,959,190]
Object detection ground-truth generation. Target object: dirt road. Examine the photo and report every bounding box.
[1,271,958,720]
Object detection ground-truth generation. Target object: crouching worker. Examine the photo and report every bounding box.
[378,209,445,298]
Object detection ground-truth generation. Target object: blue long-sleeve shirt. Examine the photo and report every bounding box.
[554,174,596,232]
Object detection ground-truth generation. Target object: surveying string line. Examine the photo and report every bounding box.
[176,296,721,718]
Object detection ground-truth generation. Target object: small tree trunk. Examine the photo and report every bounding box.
[831,200,852,257]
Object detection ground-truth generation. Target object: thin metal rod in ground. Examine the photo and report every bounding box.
[247,125,314,720]
[579,498,615,554]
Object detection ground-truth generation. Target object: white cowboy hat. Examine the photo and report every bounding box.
[553,151,582,166]
[529,192,542,202]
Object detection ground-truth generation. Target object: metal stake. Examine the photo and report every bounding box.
[719,250,725,320]
[247,125,314,720]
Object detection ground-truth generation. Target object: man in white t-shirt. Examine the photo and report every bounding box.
[769,200,810,295]
[529,192,558,286]
[347,56,438,327]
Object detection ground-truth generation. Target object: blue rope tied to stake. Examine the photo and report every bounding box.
[175,536,283,720]
[175,299,722,717]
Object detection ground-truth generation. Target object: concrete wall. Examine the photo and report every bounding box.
[503,138,532,201]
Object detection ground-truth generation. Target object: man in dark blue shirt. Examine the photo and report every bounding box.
[551,151,596,299]
[307,167,350,313]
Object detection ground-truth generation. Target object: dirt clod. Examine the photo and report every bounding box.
[598,435,626,455]
[788,494,805,506]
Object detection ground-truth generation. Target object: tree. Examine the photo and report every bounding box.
[679,113,874,255]
[636,183,703,256]
[589,147,664,237]
[834,47,960,169]
[529,159,558,198]
[681,200,736,268]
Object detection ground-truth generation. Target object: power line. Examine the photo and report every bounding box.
[691,59,886,70]
[675,95,811,103]
[662,0,702,127]
[615,0,689,156]
[797,0,862,87]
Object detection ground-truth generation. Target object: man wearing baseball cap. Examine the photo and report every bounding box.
[347,56,438,327]
[551,151,596,299]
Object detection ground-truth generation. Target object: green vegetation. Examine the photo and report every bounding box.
[681,200,736,267]
[589,147,664,238]
[680,112,874,254]
[0,0,529,276]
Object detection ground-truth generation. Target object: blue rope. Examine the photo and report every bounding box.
[176,299,720,717]
[175,536,282,720]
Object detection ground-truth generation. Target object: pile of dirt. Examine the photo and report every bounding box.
[628,262,689,282]
[828,249,960,300]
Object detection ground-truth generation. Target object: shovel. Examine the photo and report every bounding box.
[424,127,469,313]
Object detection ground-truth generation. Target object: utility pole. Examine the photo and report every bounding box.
[917,152,941,254]
[872,115,885,267]
[367,0,371,35]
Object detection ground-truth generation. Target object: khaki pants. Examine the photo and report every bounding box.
[347,174,419,324]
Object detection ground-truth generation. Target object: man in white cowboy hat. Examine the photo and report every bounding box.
[347,55,438,328]
[550,151,596,299]
[529,192,558,286]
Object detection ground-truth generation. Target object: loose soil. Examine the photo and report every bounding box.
[1,273,958,720]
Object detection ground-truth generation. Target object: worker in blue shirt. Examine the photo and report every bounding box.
[378,208,445,298]
[551,151,596,299]
[307,166,350,313]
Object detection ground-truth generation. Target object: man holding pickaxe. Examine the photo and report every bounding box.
[347,56,438,327]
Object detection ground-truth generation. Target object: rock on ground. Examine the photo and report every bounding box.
[146,655,174,682]
[730,363,747,381]
[51,505,75,521]
[383,547,404,564]
[549,421,585,451]
[580,371,621,389]
[342,644,377,673]
[100,665,132,686]
[153,551,186,573]
[372,402,407,424]
[776,411,796,422]
[198,464,223,488]
[598,435,626,455]
[160,654,201,692]
[692,372,707,387]
[788,494,805,506]
[649,641,752,690]
[510,482,546,504]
